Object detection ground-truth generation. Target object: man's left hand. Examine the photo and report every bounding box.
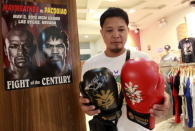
[150,92,170,117]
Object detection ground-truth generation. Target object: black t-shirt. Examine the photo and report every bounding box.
[178,37,195,63]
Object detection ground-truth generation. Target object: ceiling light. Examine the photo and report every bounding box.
[158,17,167,27]
[105,0,120,2]
[128,9,136,14]
[84,35,89,38]
[88,9,96,14]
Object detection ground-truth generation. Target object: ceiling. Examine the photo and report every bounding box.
[76,0,191,43]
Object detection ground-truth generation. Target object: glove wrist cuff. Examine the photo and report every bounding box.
[126,105,154,130]
[99,109,122,121]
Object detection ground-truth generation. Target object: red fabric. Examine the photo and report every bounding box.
[171,76,181,123]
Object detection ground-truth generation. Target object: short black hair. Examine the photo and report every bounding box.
[6,26,34,43]
[38,26,68,50]
[100,7,129,28]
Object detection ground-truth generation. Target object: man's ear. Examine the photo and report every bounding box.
[4,46,8,56]
[100,29,103,36]
[4,39,9,56]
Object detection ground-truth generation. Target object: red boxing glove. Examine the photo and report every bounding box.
[121,58,164,130]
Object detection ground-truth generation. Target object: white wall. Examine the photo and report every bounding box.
[90,37,104,56]
[80,36,104,60]
[80,48,92,55]
[140,7,195,63]
[80,38,103,56]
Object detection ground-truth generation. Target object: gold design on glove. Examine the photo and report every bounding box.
[96,90,114,109]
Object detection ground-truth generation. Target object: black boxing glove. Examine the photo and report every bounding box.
[80,67,122,123]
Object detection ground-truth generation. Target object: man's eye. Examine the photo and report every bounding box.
[56,44,65,48]
[106,29,113,32]
[9,44,18,49]
[23,44,32,49]
[45,43,53,48]
[118,29,125,32]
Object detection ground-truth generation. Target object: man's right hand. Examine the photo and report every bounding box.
[79,96,101,116]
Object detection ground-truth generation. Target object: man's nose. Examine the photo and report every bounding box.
[17,44,25,56]
[51,46,58,53]
[112,31,120,37]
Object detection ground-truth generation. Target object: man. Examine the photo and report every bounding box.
[79,7,170,131]
[4,26,37,80]
[38,26,70,76]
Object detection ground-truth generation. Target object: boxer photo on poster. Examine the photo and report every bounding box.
[1,1,72,90]
[38,26,71,77]
[3,26,40,90]
[38,26,72,86]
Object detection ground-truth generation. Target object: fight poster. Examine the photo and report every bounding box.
[1,1,72,90]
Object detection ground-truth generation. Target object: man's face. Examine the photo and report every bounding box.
[42,37,66,67]
[100,17,129,53]
[5,33,34,70]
